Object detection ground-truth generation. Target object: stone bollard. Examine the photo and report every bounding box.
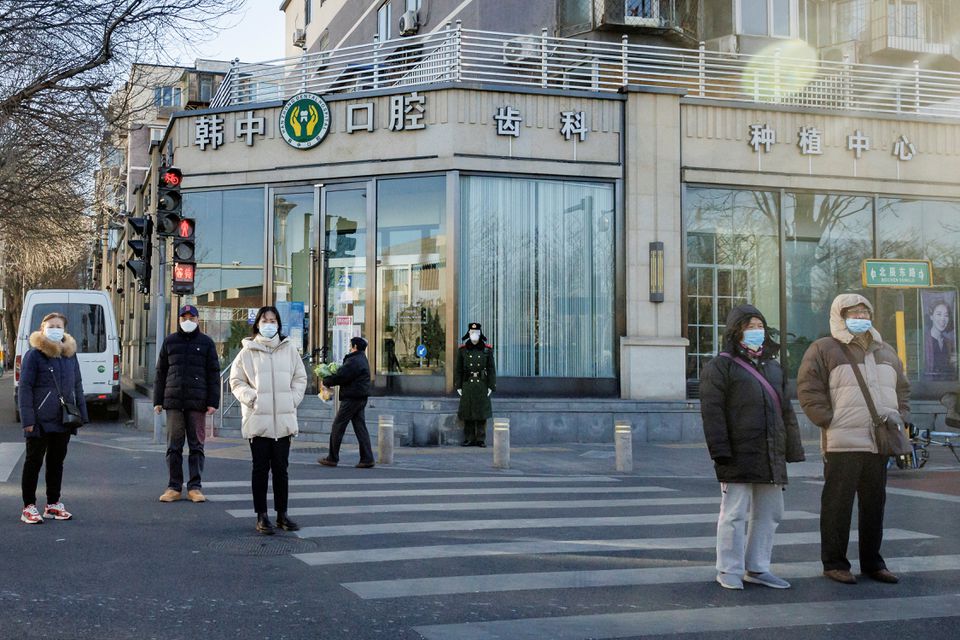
[493,418,510,469]
[615,420,633,472]
[378,414,395,465]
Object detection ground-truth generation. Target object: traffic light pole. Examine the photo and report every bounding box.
[150,150,165,445]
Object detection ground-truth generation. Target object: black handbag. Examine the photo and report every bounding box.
[49,366,84,429]
[837,343,912,457]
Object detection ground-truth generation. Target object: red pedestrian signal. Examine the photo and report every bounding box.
[172,261,196,295]
[156,166,183,236]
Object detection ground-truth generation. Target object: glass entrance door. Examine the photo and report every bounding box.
[320,184,370,367]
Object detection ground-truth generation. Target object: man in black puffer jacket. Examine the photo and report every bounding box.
[154,305,221,503]
[318,337,374,468]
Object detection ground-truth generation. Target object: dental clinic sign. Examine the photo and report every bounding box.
[279,92,330,149]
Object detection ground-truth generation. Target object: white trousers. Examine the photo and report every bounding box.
[716,482,784,576]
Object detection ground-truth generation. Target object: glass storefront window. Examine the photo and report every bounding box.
[273,191,314,356]
[376,176,446,378]
[460,176,615,378]
[184,188,265,364]
[878,198,960,384]
[784,192,873,375]
[323,187,367,365]
[684,188,780,380]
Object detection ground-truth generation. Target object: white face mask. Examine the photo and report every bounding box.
[179,320,198,333]
[259,323,279,338]
[469,330,480,343]
[44,327,64,342]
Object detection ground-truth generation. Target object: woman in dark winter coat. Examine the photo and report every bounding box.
[18,312,89,524]
[699,304,805,590]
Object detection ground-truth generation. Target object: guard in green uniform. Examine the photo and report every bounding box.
[454,322,496,447]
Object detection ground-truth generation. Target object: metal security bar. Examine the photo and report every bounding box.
[210,24,960,120]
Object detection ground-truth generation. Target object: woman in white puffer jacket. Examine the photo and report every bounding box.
[229,306,307,535]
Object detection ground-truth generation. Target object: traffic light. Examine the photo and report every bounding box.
[171,261,196,295]
[156,167,183,236]
[126,216,153,294]
[171,217,196,295]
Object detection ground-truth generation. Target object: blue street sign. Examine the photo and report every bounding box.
[415,344,427,358]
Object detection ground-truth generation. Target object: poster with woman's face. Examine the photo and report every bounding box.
[921,289,958,381]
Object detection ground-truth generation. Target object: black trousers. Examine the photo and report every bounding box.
[464,420,487,444]
[820,451,888,573]
[165,410,205,491]
[328,398,374,463]
[22,432,71,507]
[249,436,291,515]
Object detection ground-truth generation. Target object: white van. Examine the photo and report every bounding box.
[15,289,121,420]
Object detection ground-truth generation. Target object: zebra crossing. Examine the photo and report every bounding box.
[202,473,960,638]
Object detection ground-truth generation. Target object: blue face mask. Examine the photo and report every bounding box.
[44,327,64,342]
[259,323,278,338]
[741,328,765,350]
[845,318,872,334]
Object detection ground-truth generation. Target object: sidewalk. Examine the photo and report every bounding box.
[68,423,827,479]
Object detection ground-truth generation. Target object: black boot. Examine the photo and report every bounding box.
[256,512,275,535]
[275,512,299,532]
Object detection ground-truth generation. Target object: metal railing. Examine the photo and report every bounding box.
[210,24,960,120]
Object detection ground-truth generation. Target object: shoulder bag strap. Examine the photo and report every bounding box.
[836,341,881,426]
[47,363,67,402]
[718,352,782,417]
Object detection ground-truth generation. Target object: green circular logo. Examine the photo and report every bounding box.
[279,92,330,149]
[97,365,106,373]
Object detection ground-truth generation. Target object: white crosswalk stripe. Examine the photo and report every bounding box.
[0,442,24,482]
[201,473,957,638]
[412,594,960,640]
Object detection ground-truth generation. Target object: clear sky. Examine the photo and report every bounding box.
[176,0,286,65]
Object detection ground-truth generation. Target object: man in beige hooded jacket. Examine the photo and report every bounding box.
[798,293,909,585]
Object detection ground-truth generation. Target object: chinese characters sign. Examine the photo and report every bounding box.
[862,259,933,288]
[748,124,916,162]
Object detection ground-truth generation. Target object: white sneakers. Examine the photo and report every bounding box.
[20,504,43,524]
[43,502,73,520]
[21,502,73,524]
[717,571,791,590]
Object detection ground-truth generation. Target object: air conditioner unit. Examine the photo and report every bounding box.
[292,28,306,49]
[502,36,540,66]
[399,10,419,36]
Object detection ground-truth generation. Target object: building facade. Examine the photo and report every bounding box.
[103,3,960,441]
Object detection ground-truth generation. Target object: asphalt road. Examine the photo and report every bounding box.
[2,375,960,640]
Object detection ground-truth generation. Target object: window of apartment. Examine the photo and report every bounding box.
[739,0,794,37]
[304,0,312,26]
[889,1,920,38]
[377,2,392,40]
[199,75,214,103]
[154,86,181,108]
[626,0,657,19]
[834,0,868,43]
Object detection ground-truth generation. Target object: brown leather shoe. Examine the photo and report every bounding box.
[187,489,206,503]
[355,461,375,468]
[823,569,857,584]
[318,457,337,467]
[158,489,181,502]
[866,569,900,584]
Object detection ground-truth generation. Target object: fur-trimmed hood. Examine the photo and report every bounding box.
[29,331,78,358]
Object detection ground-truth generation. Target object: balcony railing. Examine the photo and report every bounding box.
[211,25,960,120]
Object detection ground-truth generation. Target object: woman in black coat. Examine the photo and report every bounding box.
[18,312,88,524]
[699,304,805,590]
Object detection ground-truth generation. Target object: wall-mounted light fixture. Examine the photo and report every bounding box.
[649,241,664,303]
